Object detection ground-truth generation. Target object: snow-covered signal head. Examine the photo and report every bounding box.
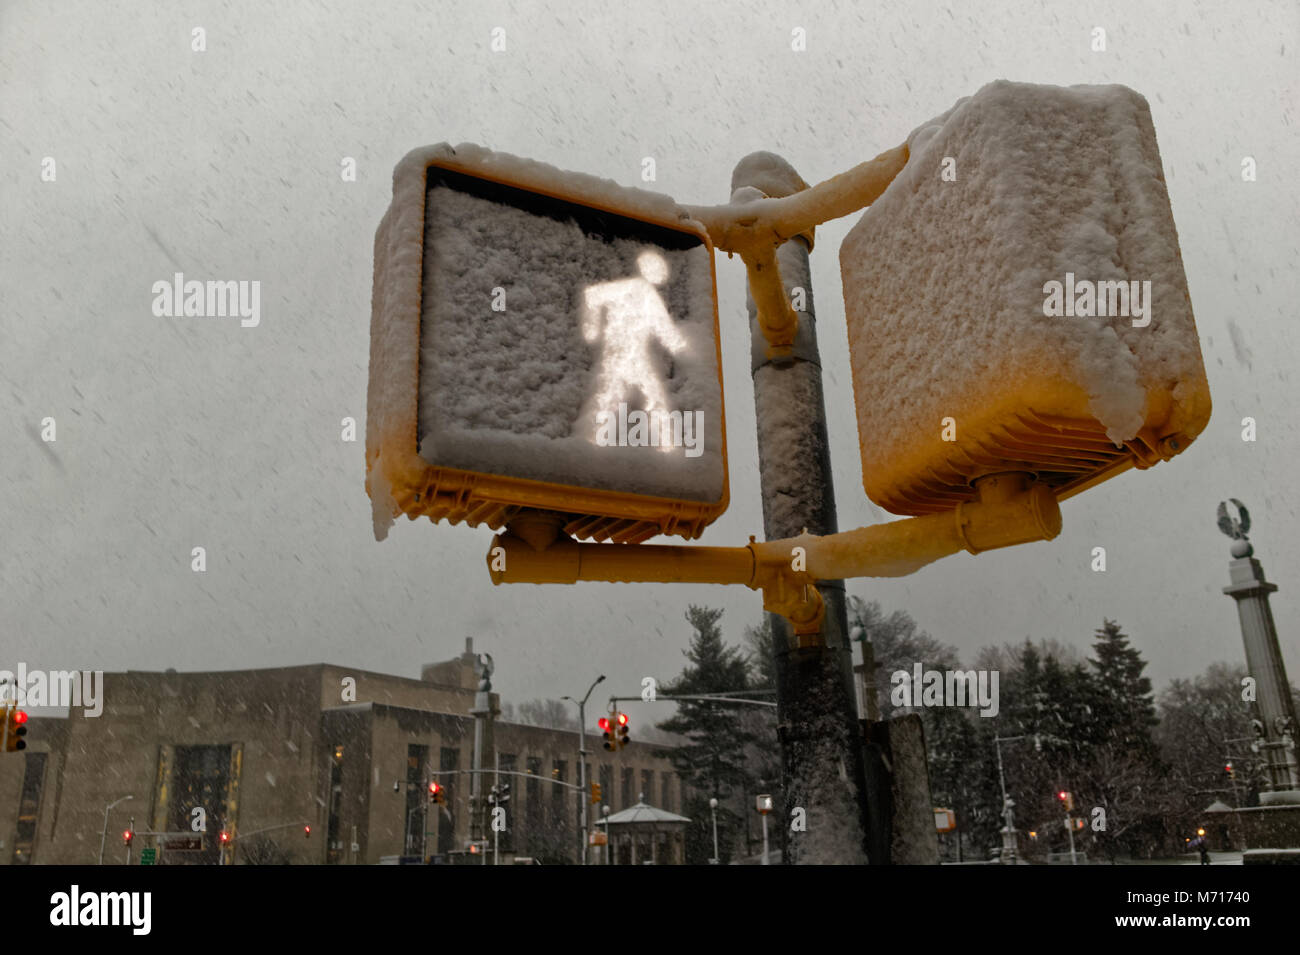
[367,143,728,546]
[840,82,1211,516]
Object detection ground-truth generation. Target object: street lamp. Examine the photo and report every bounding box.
[563,673,605,865]
[98,794,134,865]
[709,797,719,864]
[756,794,774,866]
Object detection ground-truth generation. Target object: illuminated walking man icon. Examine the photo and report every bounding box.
[580,250,687,448]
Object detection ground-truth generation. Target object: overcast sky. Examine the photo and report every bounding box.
[3,0,1297,726]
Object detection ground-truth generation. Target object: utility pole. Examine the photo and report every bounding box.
[732,152,868,864]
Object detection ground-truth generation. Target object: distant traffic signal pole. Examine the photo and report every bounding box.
[562,673,605,865]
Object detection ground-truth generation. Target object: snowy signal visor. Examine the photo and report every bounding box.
[367,144,728,543]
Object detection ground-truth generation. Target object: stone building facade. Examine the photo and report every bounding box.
[0,640,681,865]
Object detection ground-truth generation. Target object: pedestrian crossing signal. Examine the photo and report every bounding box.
[367,144,729,546]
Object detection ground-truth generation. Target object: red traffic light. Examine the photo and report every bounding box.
[1057,791,1067,800]
[122,829,133,846]
[219,831,230,844]
[598,717,611,732]
[428,781,441,796]
[304,825,312,838]
[13,710,27,725]
[1224,763,1233,773]
[617,712,628,727]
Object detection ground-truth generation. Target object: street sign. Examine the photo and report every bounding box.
[368,144,728,544]
[139,848,157,866]
[934,808,957,833]
[589,832,608,846]
[840,82,1211,516]
[162,833,202,852]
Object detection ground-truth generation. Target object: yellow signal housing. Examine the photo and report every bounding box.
[368,145,728,544]
[839,82,1212,515]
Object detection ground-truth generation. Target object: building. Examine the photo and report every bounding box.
[0,640,683,865]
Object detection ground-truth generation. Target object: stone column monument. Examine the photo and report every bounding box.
[1219,499,1300,863]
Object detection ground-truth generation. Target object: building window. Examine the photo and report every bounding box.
[437,747,459,854]
[599,764,614,812]
[405,744,429,858]
[525,756,543,835]
[660,771,673,812]
[641,770,653,805]
[10,752,47,864]
[326,745,344,864]
[621,767,634,808]
[170,744,232,866]
[551,760,567,827]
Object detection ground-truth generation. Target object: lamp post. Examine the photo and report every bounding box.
[563,673,605,865]
[709,797,720,864]
[98,794,133,865]
[756,794,774,865]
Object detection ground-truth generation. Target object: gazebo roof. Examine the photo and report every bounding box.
[1203,799,1234,814]
[605,798,691,826]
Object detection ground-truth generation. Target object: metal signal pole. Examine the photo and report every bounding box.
[731,152,869,864]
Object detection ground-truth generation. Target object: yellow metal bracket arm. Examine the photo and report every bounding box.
[488,474,1061,632]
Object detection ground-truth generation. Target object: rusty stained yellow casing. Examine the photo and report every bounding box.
[367,151,730,544]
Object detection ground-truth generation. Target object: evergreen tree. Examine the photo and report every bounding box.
[656,606,757,863]
[1089,619,1158,752]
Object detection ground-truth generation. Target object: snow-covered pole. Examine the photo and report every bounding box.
[683,143,906,362]
[728,151,865,865]
[684,143,907,258]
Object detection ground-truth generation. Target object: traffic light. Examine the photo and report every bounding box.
[4,707,28,752]
[1225,763,1237,780]
[304,825,312,839]
[599,716,614,752]
[616,712,630,749]
[122,828,133,847]
[590,781,602,805]
[218,831,230,845]
[428,781,446,805]
[368,145,728,547]
[1056,790,1074,812]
